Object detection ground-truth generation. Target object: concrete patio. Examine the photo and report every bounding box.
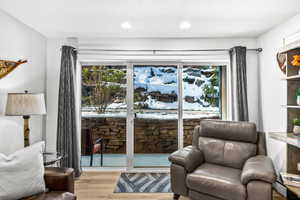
[81,153,170,167]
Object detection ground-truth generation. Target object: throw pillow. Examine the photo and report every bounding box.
[0,141,46,200]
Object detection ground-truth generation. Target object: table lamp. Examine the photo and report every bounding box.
[5,91,46,147]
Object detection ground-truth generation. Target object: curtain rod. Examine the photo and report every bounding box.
[77,48,262,53]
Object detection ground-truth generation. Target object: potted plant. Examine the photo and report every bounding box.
[297,88,300,105]
[293,118,300,135]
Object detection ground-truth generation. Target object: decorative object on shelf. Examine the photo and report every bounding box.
[297,88,300,105]
[0,59,27,79]
[292,55,300,67]
[287,48,300,76]
[5,91,46,147]
[277,52,287,74]
[293,118,300,135]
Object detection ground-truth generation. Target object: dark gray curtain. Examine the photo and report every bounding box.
[57,45,81,177]
[230,46,249,121]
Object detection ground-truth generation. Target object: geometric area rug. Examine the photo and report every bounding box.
[114,173,172,193]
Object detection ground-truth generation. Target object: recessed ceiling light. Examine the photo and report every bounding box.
[180,21,191,30]
[121,22,132,29]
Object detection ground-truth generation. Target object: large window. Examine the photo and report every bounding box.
[80,63,226,168]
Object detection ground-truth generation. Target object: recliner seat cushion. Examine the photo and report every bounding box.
[199,137,257,169]
[186,163,246,200]
[189,190,221,200]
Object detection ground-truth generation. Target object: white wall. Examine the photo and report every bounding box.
[258,12,300,194]
[46,37,259,151]
[45,38,64,151]
[0,10,46,154]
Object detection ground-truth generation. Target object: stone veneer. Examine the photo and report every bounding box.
[81,116,218,155]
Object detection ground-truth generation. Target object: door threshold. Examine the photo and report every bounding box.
[82,167,126,172]
[127,168,170,173]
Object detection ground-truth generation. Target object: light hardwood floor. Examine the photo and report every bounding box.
[75,171,286,200]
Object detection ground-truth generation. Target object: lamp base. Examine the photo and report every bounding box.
[23,115,30,147]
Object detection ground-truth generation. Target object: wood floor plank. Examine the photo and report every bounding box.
[75,171,286,200]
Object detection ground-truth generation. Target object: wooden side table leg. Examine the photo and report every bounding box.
[89,129,93,167]
[101,140,104,167]
[90,153,93,167]
[173,194,180,200]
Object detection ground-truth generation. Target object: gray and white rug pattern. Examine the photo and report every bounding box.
[114,173,172,193]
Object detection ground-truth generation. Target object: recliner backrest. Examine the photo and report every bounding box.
[193,120,258,169]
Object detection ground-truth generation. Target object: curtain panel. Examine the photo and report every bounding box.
[230,46,249,121]
[57,45,81,177]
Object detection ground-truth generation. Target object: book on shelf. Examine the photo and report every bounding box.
[281,172,300,187]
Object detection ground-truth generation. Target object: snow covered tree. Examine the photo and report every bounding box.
[82,66,126,113]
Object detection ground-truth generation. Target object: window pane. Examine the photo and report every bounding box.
[133,65,178,167]
[183,65,223,146]
[134,65,178,110]
[81,65,127,167]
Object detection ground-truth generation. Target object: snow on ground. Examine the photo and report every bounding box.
[82,111,219,120]
[82,111,127,118]
[107,102,127,109]
[143,96,178,110]
[183,101,219,112]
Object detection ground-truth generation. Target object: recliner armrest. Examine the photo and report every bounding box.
[241,155,276,185]
[168,146,204,172]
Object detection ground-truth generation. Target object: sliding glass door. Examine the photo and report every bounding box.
[80,62,226,168]
[81,65,127,167]
[133,64,178,167]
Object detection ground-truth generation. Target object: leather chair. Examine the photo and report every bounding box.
[169,120,276,200]
[23,167,76,200]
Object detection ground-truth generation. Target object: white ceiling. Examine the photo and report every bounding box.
[1,0,300,38]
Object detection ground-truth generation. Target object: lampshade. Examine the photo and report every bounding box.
[5,93,46,116]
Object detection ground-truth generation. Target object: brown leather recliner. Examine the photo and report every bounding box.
[169,120,277,200]
[23,167,76,200]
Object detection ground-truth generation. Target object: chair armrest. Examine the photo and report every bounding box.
[241,155,276,185]
[168,146,204,172]
[44,167,75,193]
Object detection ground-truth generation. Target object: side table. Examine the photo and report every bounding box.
[43,152,63,166]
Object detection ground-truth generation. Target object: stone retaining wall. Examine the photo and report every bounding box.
[81,116,218,155]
